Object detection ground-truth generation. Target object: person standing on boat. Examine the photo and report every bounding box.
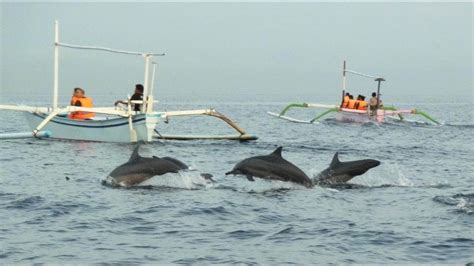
[114,84,144,112]
[69,87,95,120]
[369,92,383,111]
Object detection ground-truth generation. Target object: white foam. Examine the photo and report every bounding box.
[136,171,214,189]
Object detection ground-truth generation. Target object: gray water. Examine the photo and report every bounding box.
[0,94,473,264]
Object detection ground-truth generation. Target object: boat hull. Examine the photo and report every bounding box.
[25,112,159,142]
[335,109,385,123]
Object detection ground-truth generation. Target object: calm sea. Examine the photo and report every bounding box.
[0,93,473,263]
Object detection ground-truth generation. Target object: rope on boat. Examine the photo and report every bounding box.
[57,42,165,57]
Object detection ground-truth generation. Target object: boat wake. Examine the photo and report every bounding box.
[444,123,474,129]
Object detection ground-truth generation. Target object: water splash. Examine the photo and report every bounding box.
[101,171,214,190]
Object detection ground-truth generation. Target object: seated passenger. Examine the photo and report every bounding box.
[341,92,350,108]
[114,84,144,112]
[354,95,362,109]
[69,87,95,120]
[357,96,368,110]
[347,95,356,109]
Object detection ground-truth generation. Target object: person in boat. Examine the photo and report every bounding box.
[347,95,357,109]
[369,92,383,110]
[354,95,363,109]
[341,92,350,108]
[69,87,95,120]
[357,95,368,110]
[114,84,144,112]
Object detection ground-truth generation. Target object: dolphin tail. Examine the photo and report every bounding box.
[200,173,215,182]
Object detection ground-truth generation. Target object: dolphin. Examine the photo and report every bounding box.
[313,152,380,185]
[225,147,314,188]
[107,146,212,187]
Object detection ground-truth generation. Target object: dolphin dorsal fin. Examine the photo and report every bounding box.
[271,146,283,157]
[330,152,341,167]
[129,145,141,162]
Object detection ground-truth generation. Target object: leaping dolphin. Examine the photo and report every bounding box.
[313,152,380,185]
[107,146,212,187]
[225,147,314,188]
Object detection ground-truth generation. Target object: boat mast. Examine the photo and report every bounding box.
[53,20,59,110]
[375,77,385,109]
[341,60,347,106]
[142,54,151,113]
[147,62,157,113]
[342,60,346,92]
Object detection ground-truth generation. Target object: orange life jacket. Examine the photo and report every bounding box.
[355,100,361,110]
[69,97,95,120]
[341,96,350,108]
[357,100,368,110]
[347,99,356,109]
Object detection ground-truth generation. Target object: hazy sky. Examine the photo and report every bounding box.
[0,2,472,102]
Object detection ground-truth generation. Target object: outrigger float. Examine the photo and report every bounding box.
[0,21,257,142]
[268,61,440,125]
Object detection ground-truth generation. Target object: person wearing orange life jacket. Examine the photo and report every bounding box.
[347,95,357,109]
[357,95,368,110]
[354,95,363,109]
[341,92,350,108]
[69,87,95,120]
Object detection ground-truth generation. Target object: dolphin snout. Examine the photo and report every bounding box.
[366,159,381,169]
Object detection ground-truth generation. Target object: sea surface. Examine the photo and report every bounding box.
[0,93,473,264]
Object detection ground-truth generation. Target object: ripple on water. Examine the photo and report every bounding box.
[177,206,232,218]
[433,193,474,214]
[6,196,44,210]
[227,229,266,240]
[106,215,146,224]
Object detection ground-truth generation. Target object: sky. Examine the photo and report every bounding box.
[0,2,472,103]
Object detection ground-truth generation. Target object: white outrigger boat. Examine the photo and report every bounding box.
[0,21,257,142]
[268,61,440,125]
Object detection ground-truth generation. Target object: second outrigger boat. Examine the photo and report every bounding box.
[268,61,440,125]
[0,21,257,142]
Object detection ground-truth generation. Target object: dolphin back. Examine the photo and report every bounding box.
[107,145,188,187]
[227,147,314,188]
[314,152,381,185]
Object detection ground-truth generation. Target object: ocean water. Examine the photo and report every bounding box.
[0,94,473,264]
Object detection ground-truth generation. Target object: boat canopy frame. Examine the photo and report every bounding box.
[0,20,258,142]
